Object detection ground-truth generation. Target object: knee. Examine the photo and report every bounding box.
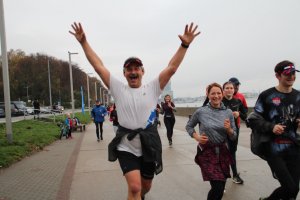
[128,182,142,195]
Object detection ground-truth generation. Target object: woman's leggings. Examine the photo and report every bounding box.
[207,180,226,200]
[163,117,175,141]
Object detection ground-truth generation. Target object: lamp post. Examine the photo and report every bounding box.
[0,0,13,143]
[100,87,103,104]
[48,59,52,107]
[103,90,109,106]
[86,73,93,113]
[24,84,31,103]
[68,51,78,118]
[94,81,97,101]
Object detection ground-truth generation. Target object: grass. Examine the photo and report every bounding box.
[0,111,91,168]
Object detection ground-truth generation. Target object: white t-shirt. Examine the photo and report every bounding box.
[109,75,162,156]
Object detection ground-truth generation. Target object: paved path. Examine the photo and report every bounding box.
[0,116,296,200]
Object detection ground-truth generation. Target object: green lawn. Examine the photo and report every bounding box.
[0,112,91,168]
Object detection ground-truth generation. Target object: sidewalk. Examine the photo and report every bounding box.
[0,126,84,200]
[0,116,290,200]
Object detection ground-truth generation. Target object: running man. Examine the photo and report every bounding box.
[70,22,200,200]
[248,60,300,200]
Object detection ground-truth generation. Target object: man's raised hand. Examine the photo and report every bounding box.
[69,22,86,44]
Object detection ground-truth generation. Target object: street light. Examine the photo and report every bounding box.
[99,85,102,105]
[103,90,109,106]
[68,51,78,118]
[48,59,52,107]
[86,73,93,113]
[24,84,31,103]
[0,0,13,143]
[94,81,97,101]
[100,86,103,104]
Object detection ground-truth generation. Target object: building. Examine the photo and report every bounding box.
[161,81,174,99]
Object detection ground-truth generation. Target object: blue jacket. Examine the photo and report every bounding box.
[91,105,107,123]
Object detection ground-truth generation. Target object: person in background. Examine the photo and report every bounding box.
[186,82,236,200]
[70,21,200,200]
[155,103,162,127]
[33,99,40,119]
[161,94,176,146]
[110,103,119,134]
[222,81,248,184]
[91,99,108,142]
[65,113,73,139]
[248,60,300,200]
[228,77,248,112]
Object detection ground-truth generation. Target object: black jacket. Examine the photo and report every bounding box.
[108,123,163,175]
[247,112,274,159]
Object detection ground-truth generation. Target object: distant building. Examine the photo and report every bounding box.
[161,81,174,99]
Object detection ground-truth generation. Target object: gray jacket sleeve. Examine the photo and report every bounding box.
[185,109,200,137]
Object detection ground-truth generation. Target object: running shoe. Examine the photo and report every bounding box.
[232,174,244,184]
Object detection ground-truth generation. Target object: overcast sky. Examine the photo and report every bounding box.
[3,0,300,97]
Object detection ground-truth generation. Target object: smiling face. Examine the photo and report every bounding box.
[208,86,223,108]
[277,71,296,88]
[123,64,144,88]
[164,95,171,102]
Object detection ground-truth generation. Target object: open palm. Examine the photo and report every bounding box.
[69,22,86,44]
[178,22,201,45]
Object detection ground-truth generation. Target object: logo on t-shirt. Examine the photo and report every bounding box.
[145,109,156,128]
[272,97,281,106]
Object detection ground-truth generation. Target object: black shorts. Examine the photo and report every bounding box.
[116,151,155,180]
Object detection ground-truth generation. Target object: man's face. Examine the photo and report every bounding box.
[277,71,296,87]
[123,64,144,88]
[233,84,239,95]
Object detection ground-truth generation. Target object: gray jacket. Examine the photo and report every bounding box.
[186,103,237,144]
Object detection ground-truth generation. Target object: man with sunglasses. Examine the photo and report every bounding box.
[249,60,300,200]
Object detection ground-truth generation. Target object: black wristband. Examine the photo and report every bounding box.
[181,43,189,48]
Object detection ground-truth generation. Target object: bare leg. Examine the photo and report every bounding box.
[141,177,153,198]
[125,170,142,200]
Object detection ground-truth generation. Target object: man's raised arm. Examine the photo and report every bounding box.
[159,22,200,90]
[69,22,110,88]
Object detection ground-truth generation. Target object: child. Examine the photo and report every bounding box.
[65,113,73,139]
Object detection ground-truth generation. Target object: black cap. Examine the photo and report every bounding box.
[229,77,240,85]
[123,57,143,68]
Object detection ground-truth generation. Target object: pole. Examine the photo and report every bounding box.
[0,0,13,143]
[68,51,78,118]
[26,85,29,102]
[48,59,52,107]
[100,87,103,104]
[94,82,97,100]
[103,90,108,106]
[99,86,101,104]
[87,74,90,113]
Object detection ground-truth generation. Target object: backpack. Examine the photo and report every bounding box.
[250,130,266,160]
[247,112,271,160]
